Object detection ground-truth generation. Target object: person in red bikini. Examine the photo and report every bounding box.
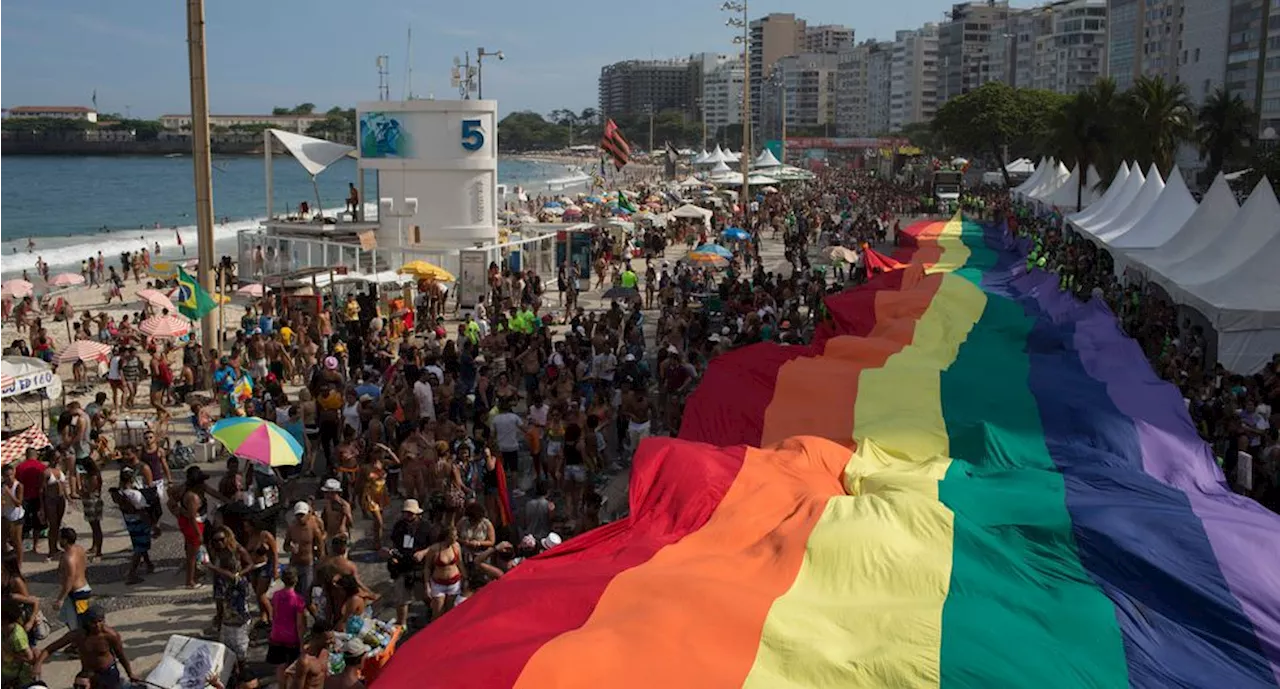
[424,526,465,620]
[177,466,209,588]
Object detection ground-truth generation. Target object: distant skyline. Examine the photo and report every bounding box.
[2,0,957,119]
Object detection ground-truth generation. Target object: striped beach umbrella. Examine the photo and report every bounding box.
[139,314,190,338]
[50,273,86,288]
[1,280,34,299]
[210,417,303,467]
[55,340,112,365]
[137,288,176,312]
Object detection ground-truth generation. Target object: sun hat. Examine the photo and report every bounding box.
[402,499,424,514]
[321,478,341,493]
[540,532,562,550]
[324,356,339,370]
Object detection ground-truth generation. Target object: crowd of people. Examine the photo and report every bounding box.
[4,166,1273,689]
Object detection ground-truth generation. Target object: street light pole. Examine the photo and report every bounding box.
[477,47,504,100]
[647,104,655,154]
[723,0,750,228]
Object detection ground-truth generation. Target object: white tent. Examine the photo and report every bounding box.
[1082,165,1103,207]
[753,148,782,168]
[1089,163,1165,242]
[704,145,727,165]
[715,173,780,186]
[1173,183,1280,373]
[1108,167,1196,250]
[1042,164,1082,207]
[269,129,354,176]
[0,356,61,400]
[1157,178,1280,291]
[1024,160,1070,200]
[1073,163,1145,234]
[1012,157,1050,195]
[669,204,714,222]
[1068,163,1130,227]
[692,149,710,165]
[1005,158,1036,175]
[1127,174,1239,280]
[709,159,733,174]
[724,149,742,163]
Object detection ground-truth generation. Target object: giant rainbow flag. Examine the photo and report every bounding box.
[376,216,1280,688]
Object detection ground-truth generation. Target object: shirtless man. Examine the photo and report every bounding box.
[285,621,332,689]
[621,384,652,462]
[285,502,326,604]
[319,479,353,538]
[397,423,428,503]
[54,527,93,631]
[39,605,139,689]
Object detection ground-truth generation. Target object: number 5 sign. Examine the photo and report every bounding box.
[461,119,485,151]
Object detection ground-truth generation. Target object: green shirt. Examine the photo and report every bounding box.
[620,270,638,289]
[2,624,33,686]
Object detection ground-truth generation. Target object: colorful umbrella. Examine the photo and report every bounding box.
[1,426,51,466]
[236,283,266,298]
[1,280,34,299]
[210,417,303,467]
[685,252,730,268]
[139,314,190,338]
[137,288,177,312]
[721,227,751,241]
[399,261,456,282]
[50,273,86,288]
[55,340,112,366]
[692,243,733,259]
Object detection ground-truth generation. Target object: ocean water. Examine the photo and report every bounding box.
[0,155,573,278]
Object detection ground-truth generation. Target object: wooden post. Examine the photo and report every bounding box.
[186,0,218,361]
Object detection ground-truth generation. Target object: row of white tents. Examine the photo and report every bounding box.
[1014,157,1280,374]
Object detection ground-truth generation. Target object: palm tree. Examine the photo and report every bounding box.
[1196,87,1256,181]
[1124,76,1194,173]
[1048,79,1119,210]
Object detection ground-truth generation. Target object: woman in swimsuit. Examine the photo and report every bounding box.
[240,520,279,627]
[2,465,24,566]
[42,453,69,559]
[360,450,390,550]
[425,526,465,619]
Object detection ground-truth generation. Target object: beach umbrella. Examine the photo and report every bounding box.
[1,426,51,466]
[210,417,303,467]
[518,214,538,224]
[686,251,730,268]
[544,207,566,216]
[692,243,733,259]
[602,286,640,301]
[1,280,34,299]
[236,283,266,298]
[55,340,112,366]
[543,201,563,209]
[399,260,456,282]
[563,208,583,218]
[49,273,86,288]
[148,262,182,278]
[721,227,751,241]
[139,314,190,338]
[137,288,177,312]
[585,196,603,204]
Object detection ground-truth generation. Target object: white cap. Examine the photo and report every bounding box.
[292,501,311,516]
[321,478,341,492]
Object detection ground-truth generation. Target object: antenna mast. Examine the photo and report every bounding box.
[376,55,390,101]
[404,26,414,99]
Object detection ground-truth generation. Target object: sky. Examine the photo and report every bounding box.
[2,0,954,119]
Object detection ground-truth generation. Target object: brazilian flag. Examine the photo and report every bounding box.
[618,191,637,214]
[175,267,217,320]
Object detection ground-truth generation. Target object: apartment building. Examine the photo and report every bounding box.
[1224,0,1279,136]
[868,44,895,135]
[749,13,808,137]
[1177,0,1230,107]
[598,59,695,120]
[772,52,841,134]
[702,58,745,142]
[804,24,855,53]
[890,24,940,131]
[1105,0,1183,90]
[938,1,1011,102]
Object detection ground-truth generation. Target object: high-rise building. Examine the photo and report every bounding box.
[749,13,808,138]
[687,53,736,126]
[1224,0,1278,136]
[867,43,895,135]
[890,24,940,131]
[836,43,869,137]
[1105,0,1183,90]
[771,52,841,135]
[598,59,694,121]
[938,1,1011,102]
[702,58,745,145]
[804,24,856,53]
[1177,0,1230,107]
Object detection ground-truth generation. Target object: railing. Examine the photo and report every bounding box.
[235,227,561,286]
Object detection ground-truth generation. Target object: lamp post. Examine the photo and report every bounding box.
[477,47,504,99]
[722,0,750,228]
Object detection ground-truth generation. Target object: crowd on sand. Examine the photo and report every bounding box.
[1002,197,1280,510]
[7,166,1273,689]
